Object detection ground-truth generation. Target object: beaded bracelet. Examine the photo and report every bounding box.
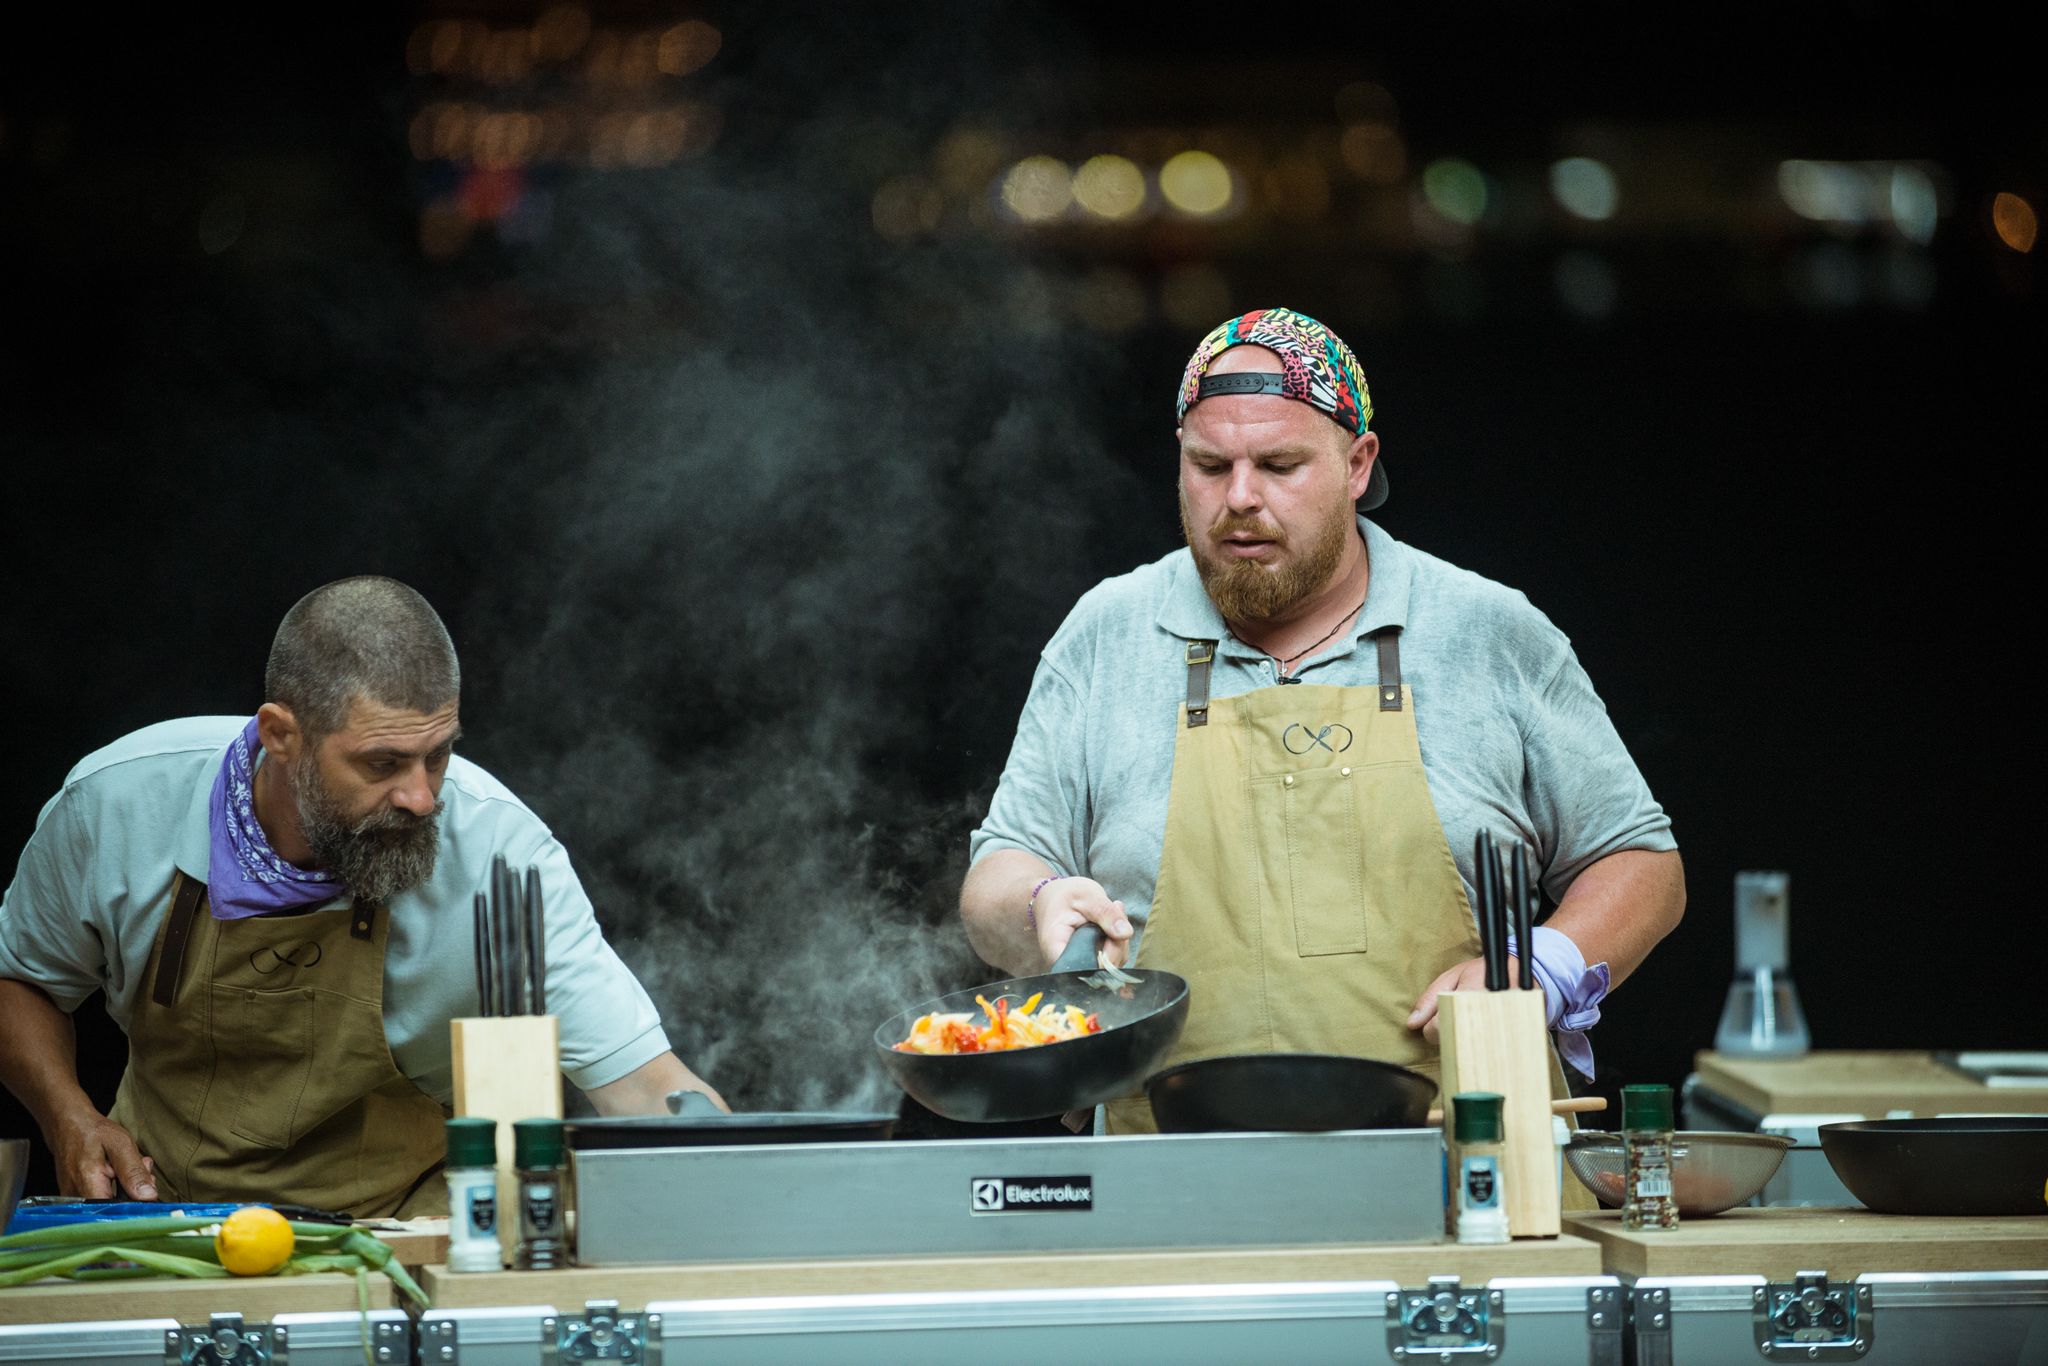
[1026,875,1064,930]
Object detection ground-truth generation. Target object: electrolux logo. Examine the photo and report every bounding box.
[968,1174,1094,1213]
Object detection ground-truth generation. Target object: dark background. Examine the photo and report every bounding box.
[2,4,2041,1193]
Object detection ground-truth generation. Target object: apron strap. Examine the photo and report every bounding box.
[1184,641,1217,728]
[350,903,377,942]
[1373,627,1404,711]
[150,872,209,1008]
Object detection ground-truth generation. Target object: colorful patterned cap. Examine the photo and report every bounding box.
[1175,306,1386,509]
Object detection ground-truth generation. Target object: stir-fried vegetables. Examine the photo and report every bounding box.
[895,991,1103,1054]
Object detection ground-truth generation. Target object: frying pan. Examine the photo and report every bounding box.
[566,1093,896,1149]
[873,926,1190,1123]
[1146,1052,1436,1133]
[1818,1117,2048,1215]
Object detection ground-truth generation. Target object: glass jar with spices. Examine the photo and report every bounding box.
[513,1117,572,1269]
[1621,1083,1679,1231]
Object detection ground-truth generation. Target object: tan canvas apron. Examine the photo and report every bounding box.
[108,872,449,1217]
[1105,629,1573,1140]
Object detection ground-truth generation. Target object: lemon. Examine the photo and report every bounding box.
[215,1205,294,1276]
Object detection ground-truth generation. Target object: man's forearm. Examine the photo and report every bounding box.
[582,1050,723,1116]
[1544,848,1686,987]
[960,848,1056,977]
[0,978,98,1138]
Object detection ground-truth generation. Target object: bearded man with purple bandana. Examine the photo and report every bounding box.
[0,577,721,1215]
[963,308,1686,1134]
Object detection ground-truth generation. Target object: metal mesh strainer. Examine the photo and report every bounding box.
[1565,1129,1793,1216]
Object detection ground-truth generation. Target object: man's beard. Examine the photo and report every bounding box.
[1181,491,1354,623]
[289,757,443,903]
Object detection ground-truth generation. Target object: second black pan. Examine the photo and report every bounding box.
[567,1091,897,1149]
[1146,1052,1436,1133]
[1819,1117,2048,1215]
[874,926,1190,1123]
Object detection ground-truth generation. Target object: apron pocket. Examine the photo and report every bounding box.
[216,985,318,1150]
[1249,766,1368,956]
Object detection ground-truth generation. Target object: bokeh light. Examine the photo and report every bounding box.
[872,176,944,242]
[1338,122,1405,184]
[1422,157,1488,226]
[1160,264,1232,332]
[658,20,721,76]
[1264,156,1331,222]
[1549,157,1619,221]
[1778,160,1872,224]
[1333,80,1397,124]
[1991,192,2038,253]
[1553,250,1618,318]
[1159,150,1232,215]
[935,128,1006,194]
[1072,155,1146,221]
[530,6,591,63]
[1001,156,1073,222]
[195,193,247,256]
[1073,267,1147,333]
[1888,165,1938,245]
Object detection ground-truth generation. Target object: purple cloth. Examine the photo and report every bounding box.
[205,716,342,920]
[1505,926,1611,1079]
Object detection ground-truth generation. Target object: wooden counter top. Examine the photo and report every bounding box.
[423,1236,1606,1308]
[1565,1206,2048,1280]
[0,1271,398,1327]
[1693,1051,2048,1119]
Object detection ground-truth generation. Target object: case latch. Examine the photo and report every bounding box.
[542,1299,662,1364]
[1384,1276,1505,1361]
[1752,1271,1875,1359]
[164,1313,284,1366]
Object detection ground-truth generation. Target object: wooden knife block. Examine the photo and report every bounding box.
[451,1015,562,1264]
[1438,989,1559,1238]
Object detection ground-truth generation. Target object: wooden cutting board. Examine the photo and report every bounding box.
[1565,1207,2048,1279]
[357,1216,449,1270]
[423,1236,1606,1308]
[1692,1051,2048,1119]
[0,1270,397,1327]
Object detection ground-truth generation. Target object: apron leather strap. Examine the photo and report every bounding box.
[1185,641,1217,728]
[1374,628,1404,711]
[151,872,209,1008]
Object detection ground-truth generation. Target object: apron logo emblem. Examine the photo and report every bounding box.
[1282,722,1354,755]
[249,942,323,974]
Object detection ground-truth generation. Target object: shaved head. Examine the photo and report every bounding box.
[264,577,460,743]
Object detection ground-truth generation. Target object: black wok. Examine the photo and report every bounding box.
[1147,1052,1435,1133]
[874,926,1190,1123]
[1819,1117,2048,1216]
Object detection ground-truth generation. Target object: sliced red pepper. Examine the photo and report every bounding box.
[1085,1013,1102,1033]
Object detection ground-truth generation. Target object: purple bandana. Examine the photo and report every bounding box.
[206,716,343,920]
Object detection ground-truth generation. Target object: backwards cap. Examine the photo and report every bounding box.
[1175,306,1386,510]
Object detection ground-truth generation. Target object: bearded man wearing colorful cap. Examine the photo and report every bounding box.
[962,308,1685,1131]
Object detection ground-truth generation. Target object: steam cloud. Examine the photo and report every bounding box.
[430,6,1149,1112]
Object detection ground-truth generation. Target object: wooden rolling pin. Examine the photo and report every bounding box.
[1426,1096,1608,1126]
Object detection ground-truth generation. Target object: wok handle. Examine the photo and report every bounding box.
[1050,922,1105,974]
[668,1089,723,1117]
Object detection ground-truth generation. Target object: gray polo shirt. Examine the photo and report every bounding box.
[0,717,671,1102]
[970,517,1676,954]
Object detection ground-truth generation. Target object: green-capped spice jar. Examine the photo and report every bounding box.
[444,1117,502,1271]
[1621,1084,1678,1231]
[513,1118,571,1268]
[1451,1092,1510,1245]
